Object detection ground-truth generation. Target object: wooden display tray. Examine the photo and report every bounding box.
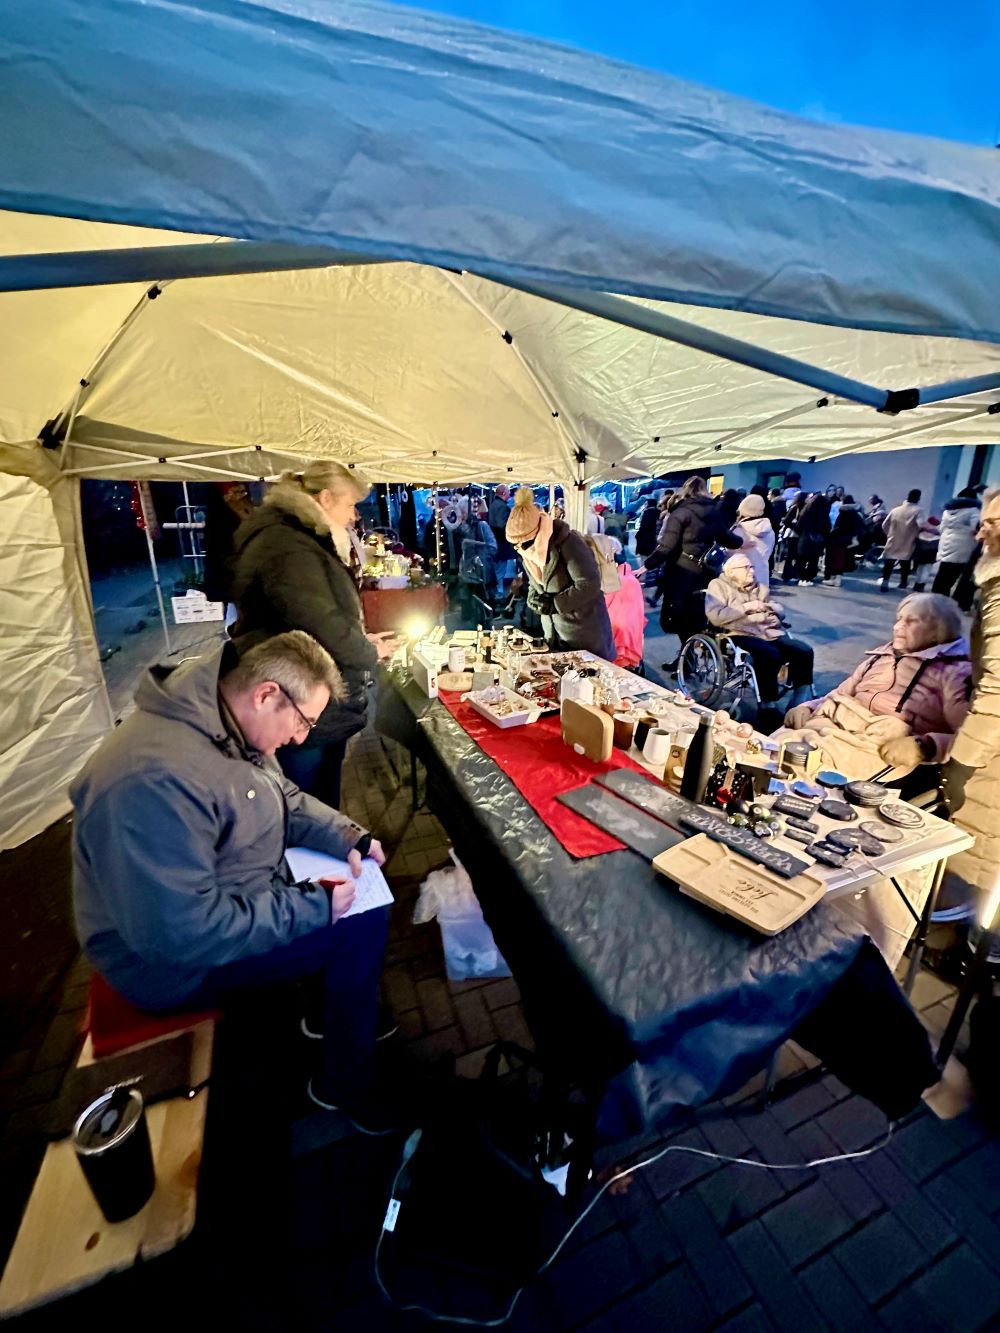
[652,834,827,935]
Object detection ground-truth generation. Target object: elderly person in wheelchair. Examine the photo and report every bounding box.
[776,593,972,968]
[781,592,971,783]
[702,552,815,724]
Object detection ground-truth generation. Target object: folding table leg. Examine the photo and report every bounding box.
[758,1046,780,1107]
[410,750,421,811]
[566,1087,601,1206]
[903,858,947,998]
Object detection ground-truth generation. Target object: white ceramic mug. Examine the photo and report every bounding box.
[642,727,671,766]
[447,645,466,672]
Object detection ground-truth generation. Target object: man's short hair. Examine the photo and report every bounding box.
[907,488,922,503]
[226,631,346,705]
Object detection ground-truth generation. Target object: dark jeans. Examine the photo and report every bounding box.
[933,560,976,610]
[187,907,388,1102]
[881,558,912,588]
[797,539,824,583]
[730,634,814,703]
[279,736,349,808]
[780,535,800,581]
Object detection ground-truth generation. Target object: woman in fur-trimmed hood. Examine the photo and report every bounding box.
[230,462,393,805]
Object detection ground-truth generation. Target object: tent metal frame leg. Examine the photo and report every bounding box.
[143,523,173,657]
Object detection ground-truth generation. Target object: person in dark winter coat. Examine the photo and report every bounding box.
[71,631,391,1127]
[505,488,615,658]
[230,462,396,806]
[488,485,515,564]
[786,493,830,584]
[778,492,808,581]
[202,483,253,606]
[635,498,660,559]
[639,475,741,657]
[822,494,865,585]
[716,488,742,531]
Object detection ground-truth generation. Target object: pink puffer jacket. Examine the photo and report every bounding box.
[800,636,971,760]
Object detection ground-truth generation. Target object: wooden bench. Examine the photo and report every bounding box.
[0,978,217,1318]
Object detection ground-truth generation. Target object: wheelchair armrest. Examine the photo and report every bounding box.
[908,788,948,819]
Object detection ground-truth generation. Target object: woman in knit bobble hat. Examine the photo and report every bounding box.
[505,488,615,658]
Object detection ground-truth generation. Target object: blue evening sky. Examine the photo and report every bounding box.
[397,0,1000,145]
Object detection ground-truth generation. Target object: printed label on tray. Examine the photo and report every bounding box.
[717,875,781,915]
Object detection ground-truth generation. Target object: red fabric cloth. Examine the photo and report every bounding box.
[88,973,219,1059]
[437,691,652,857]
[361,584,447,633]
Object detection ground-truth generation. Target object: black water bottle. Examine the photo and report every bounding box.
[681,714,714,804]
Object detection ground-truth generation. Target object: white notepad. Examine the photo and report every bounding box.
[285,846,394,919]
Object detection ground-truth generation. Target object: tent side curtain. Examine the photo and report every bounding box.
[3,0,1000,344]
[0,452,113,851]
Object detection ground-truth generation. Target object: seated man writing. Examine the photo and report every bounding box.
[783,593,971,780]
[705,553,815,724]
[71,630,391,1133]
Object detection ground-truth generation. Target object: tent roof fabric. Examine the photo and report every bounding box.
[4,0,1000,343]
[33,260,1000,484]
[1,3,999,483]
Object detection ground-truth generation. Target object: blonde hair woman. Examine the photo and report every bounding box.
[230,461,393,805]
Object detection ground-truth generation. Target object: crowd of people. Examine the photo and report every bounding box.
[67,458,1000,1134]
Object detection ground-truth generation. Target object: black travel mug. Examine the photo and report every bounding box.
[72,1086,156,1223]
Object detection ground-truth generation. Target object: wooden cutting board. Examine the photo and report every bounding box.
[560,698,614,763]
[652,834,826,934]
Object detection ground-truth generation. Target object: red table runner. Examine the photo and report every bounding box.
[436,691,651,858]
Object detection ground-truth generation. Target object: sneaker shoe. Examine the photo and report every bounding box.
[661,658,679,674]
[306,1078,403,1135]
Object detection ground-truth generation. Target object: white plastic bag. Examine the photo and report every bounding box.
[414,852,512,981]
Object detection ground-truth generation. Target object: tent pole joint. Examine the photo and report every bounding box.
[879,388,920,415]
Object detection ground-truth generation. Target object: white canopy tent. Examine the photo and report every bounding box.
[2,0,999,848]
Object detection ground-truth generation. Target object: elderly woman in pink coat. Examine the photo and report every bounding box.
[784,592,971,775]
[783,593,972,968]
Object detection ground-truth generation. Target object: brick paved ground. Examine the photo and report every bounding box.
[2,673,997,1329]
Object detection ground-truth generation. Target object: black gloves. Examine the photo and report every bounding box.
[941,759,975,815]
[527,589,556,615]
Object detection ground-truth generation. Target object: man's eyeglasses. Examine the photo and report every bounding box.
[278,684,319,733]
[517,535,537,551]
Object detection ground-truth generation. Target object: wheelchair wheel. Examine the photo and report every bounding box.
[677,634,727,706]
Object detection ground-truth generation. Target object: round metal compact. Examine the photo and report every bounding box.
[818,799,857,822]
[860,821,905,844]
[817,770,848,789]
[844,780,889,808]
[877,802,925,829]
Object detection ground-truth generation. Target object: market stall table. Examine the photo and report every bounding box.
[376,664,958,1158]
[361,582,447,635]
